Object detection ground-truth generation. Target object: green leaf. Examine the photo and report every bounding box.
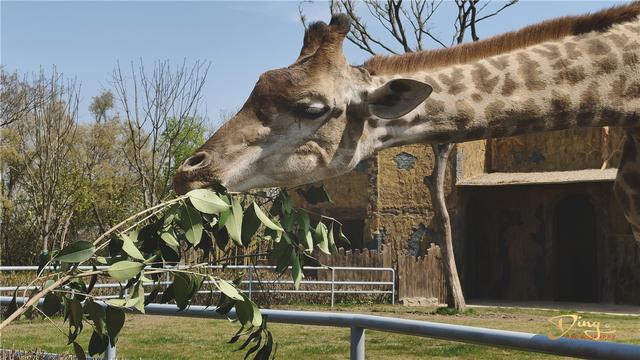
[54,241,95,263]
[87,265,98,294]
[173,272,194,310]
[291,250,303,290]
[255,330,274,360]
[73,341,87,360]
[296,184,332,205]
[162,204,181,228]
[280,192,293,214]
[218,209,231,228]
[225,198,243,246]
[328,222,338,253]
[88,331,108,357]
[214,278,243,301]
[271,241,292,274]
[187,188,230,214]
[241,203,261,247]
[315,222,330,255]
[303,230,314,252]
[68,298,84,329]
[120,233,144,260]
[105,306,125,345]
[235,294,262,328]
[84,299,106,335]
[42,293,62,317]
[253,203,283,232]
[160,231,180,248]
[339,224,350,245]
[180,206,203,246]
[108,261,144,281]
[106,299,127,307]
[124,280,146,313]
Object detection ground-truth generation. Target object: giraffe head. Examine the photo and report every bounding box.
[173,14,433,194]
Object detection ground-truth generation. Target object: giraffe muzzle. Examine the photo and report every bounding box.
[173,151,220,195]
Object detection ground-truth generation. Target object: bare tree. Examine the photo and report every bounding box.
[0,68,33,128]
[111,59,209,208]
[304,0,517,310]
[9,69,83,253]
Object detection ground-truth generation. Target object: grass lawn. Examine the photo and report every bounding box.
[2,304,639,359]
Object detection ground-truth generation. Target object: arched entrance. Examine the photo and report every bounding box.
[552,194,598,302]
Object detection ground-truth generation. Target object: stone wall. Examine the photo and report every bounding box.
[489,127,624,172]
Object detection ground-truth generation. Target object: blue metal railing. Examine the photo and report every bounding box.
[2,296,639,360]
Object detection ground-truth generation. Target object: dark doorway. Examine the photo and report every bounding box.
[552,195,598,302]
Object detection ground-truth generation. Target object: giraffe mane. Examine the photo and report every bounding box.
[363,1,640,75]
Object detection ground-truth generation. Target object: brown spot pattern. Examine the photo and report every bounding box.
[516,52,546,91]
[550,90,573,129]
[625,82,640,98]
[610,75,628,106]
[595,56,619,75]
[532,43,561,60]
[438,68,466,95]
[587,38,612,55]
[554,63,587,85]
[487,56,510,70]
[471,93,483,103]
[564,42,582,60]
[623,51,639,66]
[510,98,544,134]
[422,75,443,93]
[577,82,600,126]
[484,100,506,120]
[605,32,630,47]
[501,73,518,96]
[424,98,446,116]
[454,101,476,129]
[471,63,500,94]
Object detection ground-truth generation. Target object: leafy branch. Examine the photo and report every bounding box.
[2,186,344,359]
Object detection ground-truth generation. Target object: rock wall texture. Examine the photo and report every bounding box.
[489,127,624,172]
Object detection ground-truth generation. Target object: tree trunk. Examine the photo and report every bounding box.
[427,143,466,311]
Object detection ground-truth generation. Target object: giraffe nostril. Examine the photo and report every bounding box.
[180,151,211,172]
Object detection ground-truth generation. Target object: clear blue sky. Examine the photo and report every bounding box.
[1,1,626,127]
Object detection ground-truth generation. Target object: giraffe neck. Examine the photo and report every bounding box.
[370,18,640,150]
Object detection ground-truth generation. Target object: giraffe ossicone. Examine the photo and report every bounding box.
[173,3,640,241]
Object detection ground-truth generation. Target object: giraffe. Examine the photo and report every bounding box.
[173,3,640,241]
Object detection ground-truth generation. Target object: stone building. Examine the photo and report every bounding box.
[294,127,640,305]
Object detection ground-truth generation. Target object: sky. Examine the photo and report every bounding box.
[1,0,627,128]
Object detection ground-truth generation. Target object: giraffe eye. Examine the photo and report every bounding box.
[294,102,329,119]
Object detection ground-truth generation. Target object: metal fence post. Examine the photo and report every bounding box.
[391,268,396,305]
[248,267,253,300]
[350,326,365,360]
[331,268,335,308]
[103,340,116,360]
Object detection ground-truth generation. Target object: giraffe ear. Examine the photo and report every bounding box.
[368,79,433,119]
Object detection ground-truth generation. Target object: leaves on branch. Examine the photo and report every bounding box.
[17,187,346,360]
[107,260,144,281]
[187,188,230,214]
[54,241,96,263]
